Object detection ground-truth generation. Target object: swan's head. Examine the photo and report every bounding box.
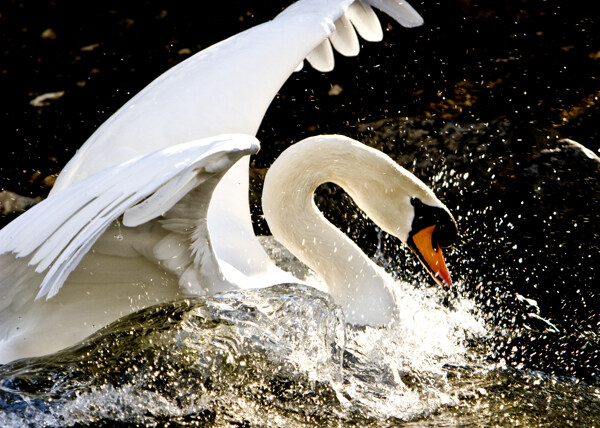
[343,144,459,288]
[362,185,458,288]
[404,197,458,288]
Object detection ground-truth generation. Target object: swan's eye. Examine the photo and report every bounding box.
[409,197,459,248]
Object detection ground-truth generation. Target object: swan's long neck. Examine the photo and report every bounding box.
[262,136,428,326]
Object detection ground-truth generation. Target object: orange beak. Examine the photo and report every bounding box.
[409,225,452,288]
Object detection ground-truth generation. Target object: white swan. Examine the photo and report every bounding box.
[0,0,439,362]
[0,134,457,363]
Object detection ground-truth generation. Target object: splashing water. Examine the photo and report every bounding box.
[0,273,485,427]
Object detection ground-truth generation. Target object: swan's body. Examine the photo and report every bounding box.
[0,0,456,363]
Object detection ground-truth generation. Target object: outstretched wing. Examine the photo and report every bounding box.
[0,134,259,301]
[302,0,423,72]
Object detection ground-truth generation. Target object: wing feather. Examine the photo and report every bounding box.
[364,0,424,28]
[305,0,423,68]
[345,1,383,42]
[122,169,203,227]
[330,15,361,57]
[306,39,336,72]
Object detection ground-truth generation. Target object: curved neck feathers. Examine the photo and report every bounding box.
[262,135,423,326]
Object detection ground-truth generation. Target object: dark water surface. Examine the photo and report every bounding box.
[1,0,599,425]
